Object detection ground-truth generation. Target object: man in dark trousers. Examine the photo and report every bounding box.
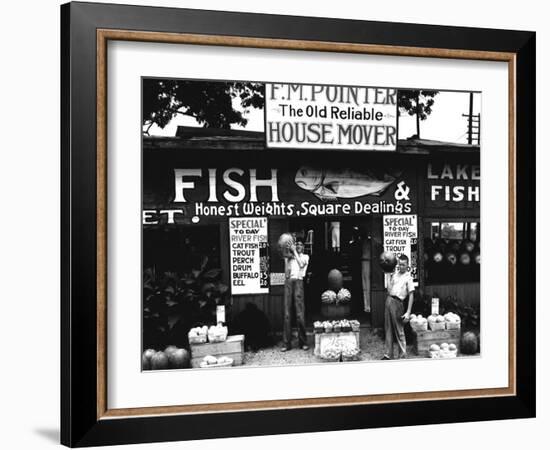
[282,240,310,351]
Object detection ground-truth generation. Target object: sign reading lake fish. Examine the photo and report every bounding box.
[229,217,270,295]
[265,83,398,150]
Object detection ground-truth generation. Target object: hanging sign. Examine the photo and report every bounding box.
[265,83,398,150]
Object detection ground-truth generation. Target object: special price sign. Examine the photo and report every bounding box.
[383,214,418,284]
[265,83,398,150]
[229,217,269,295]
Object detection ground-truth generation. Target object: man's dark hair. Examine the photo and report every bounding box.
[295,239,304,245]
[398,254,409,263]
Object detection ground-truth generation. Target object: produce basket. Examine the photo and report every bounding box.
[439,349,458,358]
[445,321,461,330]
[350,321,361,332]
[207,330,228,343]
[410,321,428,332]
[199,357,234,368]
[319,346,341,362]
[428,321,446,331]
[188,335,208,345]
[430,349,457,359]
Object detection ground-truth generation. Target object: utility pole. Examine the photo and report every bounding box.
[467,92,473,145]
[462,92,480,145]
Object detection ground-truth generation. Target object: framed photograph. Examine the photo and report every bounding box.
[61,2,535,447]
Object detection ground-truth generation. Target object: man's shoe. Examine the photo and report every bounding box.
[281,346,290,352]
[381,355,390,360]
[302,345,309,351]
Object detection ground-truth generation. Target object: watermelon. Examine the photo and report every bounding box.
[277,233,295,257]
[321,290,337,304]
[168,348,190,369]
[151,351,170,370]
[379,251,397,272]
[336,288,351,304]
[327,269,344,291]
[461,331,479,354]
[142,349,156,370]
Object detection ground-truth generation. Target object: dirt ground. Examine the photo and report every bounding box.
[243,328,435,367]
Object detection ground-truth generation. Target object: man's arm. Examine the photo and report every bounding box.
[401,292,414,322]
[405,291,414,315]
[292,247,307,268]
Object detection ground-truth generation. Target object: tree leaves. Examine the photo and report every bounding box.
[142,79,265,133]
[397,89,440,135]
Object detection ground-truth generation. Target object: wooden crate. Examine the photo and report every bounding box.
[413,329,461,357]
[190,334,244,368]
[314,331,360,357]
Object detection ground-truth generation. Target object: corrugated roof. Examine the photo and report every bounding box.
[143,126,480,154]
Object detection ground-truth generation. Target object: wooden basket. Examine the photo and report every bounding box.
[199,357,234,368]
[429,321,446,331]
[188,335,207,345]
[410,322,428,332]
[207,330,228,343]
[430,349,458,359]
[445,321,461,330]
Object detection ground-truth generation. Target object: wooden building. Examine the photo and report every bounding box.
[143,127,480,329]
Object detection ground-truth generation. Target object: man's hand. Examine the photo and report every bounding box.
[401,311,411,323]
[289,243,296,252]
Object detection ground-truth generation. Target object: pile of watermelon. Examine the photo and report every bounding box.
[142,345,190,371]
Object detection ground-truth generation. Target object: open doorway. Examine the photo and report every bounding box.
[288,217,373,325]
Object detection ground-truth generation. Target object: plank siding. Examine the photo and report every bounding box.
[231,293,284,330]
[425,283,480,306]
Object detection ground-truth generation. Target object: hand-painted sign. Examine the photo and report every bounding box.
[265,83,397,150]
[426,162,480,209]
[229,217,269,295]
[142,165,416,224]
[383,214,418,284]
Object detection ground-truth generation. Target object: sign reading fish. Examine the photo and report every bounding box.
[265,83,398,151]
[140,165,416,224]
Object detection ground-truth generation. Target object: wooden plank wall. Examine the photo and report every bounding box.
[424,283,480,306]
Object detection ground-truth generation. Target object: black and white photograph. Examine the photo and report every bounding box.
[141,78,481,370]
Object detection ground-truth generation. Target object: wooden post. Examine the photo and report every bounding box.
[467,92,473,145]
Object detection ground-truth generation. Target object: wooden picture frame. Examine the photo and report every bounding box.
[61,2,535,447]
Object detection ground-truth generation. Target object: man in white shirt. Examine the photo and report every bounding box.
[383,254,415,360]
[282,240,310,351]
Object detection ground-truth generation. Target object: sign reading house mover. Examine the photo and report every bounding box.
[229,217,269,295]
[265,83,397,150]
